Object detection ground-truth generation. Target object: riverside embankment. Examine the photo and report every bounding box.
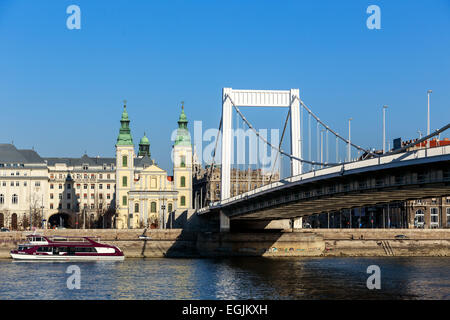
[1,228,449,258]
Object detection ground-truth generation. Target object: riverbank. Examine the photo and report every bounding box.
[1,229,449,258]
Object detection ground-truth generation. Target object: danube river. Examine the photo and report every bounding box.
[0,257,449,299]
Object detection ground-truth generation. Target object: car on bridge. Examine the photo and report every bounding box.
[395,234,408,239]
[0,227,10,232]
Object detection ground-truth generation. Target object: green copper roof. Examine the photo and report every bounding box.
[174,103,191,147]
[139,133,150,145]
[116,103,134,146]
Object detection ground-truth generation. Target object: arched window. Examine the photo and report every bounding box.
[122,155,128,167]
[180,196,186,206]
[122,176,127,187]
[0,194,4,204]
[11,213,17,230]
[151,202,156,213]
[168,203,173,213]
[12,194,18,204]
[134,203,139,213]
[180,176,186,187]
[180,155,186,167]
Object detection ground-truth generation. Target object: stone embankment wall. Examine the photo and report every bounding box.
[0,229,449,258]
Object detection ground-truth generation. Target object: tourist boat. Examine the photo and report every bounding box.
[10,234,125,261]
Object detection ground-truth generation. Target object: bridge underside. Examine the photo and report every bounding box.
[229,183,450,220]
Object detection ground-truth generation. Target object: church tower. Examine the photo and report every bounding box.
[115,101,135,229]
[173,102,193,210]
[138,133,151,158]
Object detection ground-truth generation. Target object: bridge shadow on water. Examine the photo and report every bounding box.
[208,256,427,299]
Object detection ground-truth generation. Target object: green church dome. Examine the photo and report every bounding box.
[139,133,150,145]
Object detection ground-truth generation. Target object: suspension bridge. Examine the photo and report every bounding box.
[197,88,450,232]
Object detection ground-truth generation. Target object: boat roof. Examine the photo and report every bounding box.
[25,234,101,244]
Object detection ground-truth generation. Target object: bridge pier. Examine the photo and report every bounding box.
[220,211,230,232]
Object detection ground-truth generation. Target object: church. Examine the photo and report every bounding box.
[114,101,193,229]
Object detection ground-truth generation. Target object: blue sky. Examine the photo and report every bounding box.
[0,0,449,173]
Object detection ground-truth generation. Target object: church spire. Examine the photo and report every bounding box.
[116,100,134,146]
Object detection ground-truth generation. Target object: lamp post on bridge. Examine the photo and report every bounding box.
[383,105,388,154]
[427,90,432,148]
[347,118,352,162]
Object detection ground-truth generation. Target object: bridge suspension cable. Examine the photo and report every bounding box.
[224,93,379,167]
[225,93,338,167]
[294,96,379,157]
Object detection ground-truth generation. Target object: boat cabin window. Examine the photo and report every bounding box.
[37,246,52,252]
[18,246,31,251]
[30,237,43,242]
[52,247,68,254]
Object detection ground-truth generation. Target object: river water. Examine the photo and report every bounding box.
[0,257,448,300]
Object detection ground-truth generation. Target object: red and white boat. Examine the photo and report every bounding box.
[10,234,125,261]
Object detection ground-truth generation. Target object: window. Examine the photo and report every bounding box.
[91,184,95,190]
[180,196,186,206]
[84,184,87,189]
[431,208,439,228]
[24,182,27,187]
[107,194,110,200]
[180,176,186,187]
[50,193,54,199]
[67,193,71,199]
[134,203,139,213]
[151,202,156,213]
[50,203,54,209]
[107,174,110,179]
[59,194,62,200]
[99,184,103,190]
[122,156,127,167]
[84,194,87,199]
[447,208,450,227]
[122,176,127,187]
[107,184,111,190]
[67,203,71,209]
[99,194,103,199]
[77,184,80,189]
[91,194,94,199]
[168,203,173,212]
[15,181,19,187]
[180,155,186,167]
[67,184,71,189]
[0,194,3,204]
[90,204,95,209]
[414,209,424,228]
[12,194,18,204]
[10,182,13,187]
[59,184,62,189]
[122,196,127,206]
[91,174,95,179]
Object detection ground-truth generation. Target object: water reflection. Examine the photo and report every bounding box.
[0,257,448,300]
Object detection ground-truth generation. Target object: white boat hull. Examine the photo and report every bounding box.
[10,253,124,261]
